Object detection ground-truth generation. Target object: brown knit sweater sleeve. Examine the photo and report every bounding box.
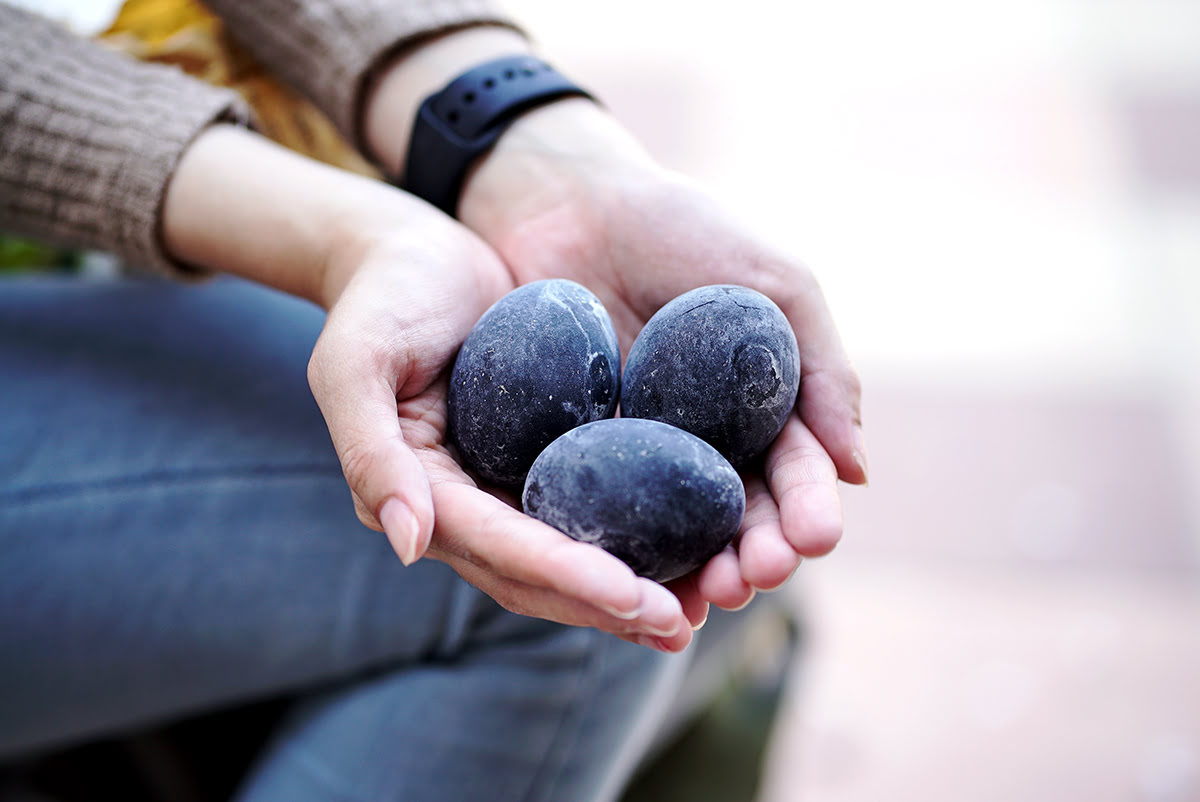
[0,4,252,276]
[201,0,521,150]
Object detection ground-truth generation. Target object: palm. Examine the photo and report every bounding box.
[487,172,778,348]
[479,170,858,605]
[311,231,697,647]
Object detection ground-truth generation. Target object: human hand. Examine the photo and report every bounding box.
[454,100,868,616]
[311,224,696,650]
[164,126,695,650]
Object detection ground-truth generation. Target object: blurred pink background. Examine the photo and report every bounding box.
[504,1,1200,800]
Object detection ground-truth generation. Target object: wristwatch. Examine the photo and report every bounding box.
[399,55,593,217]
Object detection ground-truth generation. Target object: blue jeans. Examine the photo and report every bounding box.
[0,275,690,801]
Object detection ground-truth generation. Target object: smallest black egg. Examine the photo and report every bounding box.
[523,418,745,583]
[620,285,800,468]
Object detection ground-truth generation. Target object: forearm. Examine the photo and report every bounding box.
[361,28,653,235]
[162,125,431,307]
[362,26,532,175]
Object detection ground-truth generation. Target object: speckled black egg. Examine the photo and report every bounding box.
[620,285,800,468]
[448,279,620,489]
[522,418,745,583]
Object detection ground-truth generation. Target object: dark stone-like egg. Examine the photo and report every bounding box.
[522,418,745,583]
[448,279,620,489]
[620,285,800,467]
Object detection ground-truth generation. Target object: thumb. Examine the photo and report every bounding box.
[308,331,434,565]
[343,433,434,566]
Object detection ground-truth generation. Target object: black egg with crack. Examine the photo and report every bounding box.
[522,418,745,583]
[620,285,800,468]
[448,279,621,489]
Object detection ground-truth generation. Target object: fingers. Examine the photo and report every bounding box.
[732,473,801,593]
[664,574,711,630]
[695,545,756,610]
[452,559,695,653]
[764,415,844,558]
[308,326,434,565]
[757,260,868,486]
[799,361,868,485]
[429,481,692,648]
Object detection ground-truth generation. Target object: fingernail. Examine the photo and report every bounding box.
[727,593,756,611]
[638,583,683,638]
[852,425,870,485]
[380,497,420,566]
[691,613,709,632]
[599,601,642,621]
[634,634,671,653]
[641,621,681,638]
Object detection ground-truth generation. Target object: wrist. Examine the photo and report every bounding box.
[364,26,532,176]
[456,98,657,240]
[163,125,447,308]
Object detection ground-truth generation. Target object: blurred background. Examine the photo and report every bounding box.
[498,0,1200,800]
[15,0,1200,799]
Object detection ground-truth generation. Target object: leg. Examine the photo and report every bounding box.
[235,620,686,802]
[0,275,684,800]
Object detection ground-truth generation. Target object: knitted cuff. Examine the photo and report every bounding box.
[0,5,253,278]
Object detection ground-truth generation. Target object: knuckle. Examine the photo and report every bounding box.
[768,441,836,485]
[337,439,378,491]
[306,332,337,398]
[305,344,324,393]
[803,365,863,416]
[761,253,819,297]
[355,507,381,532]
[839,364,864,403]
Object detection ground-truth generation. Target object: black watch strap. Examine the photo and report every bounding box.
[399,55,593,217]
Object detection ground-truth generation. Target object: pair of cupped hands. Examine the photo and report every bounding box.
[164,35,865,654]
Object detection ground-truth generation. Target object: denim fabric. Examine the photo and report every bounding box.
[0,275,688,801]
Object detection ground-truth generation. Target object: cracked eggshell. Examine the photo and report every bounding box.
[620,285,800,468]
[448,279,621,489]
[522,418,745,583]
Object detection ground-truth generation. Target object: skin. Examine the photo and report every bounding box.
[161,26,867,655]
[369,30,866,611]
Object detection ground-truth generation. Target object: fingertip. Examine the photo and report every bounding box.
[780,481,843,557]
[740,527,802,591]
[380,496,425,565]
[822,420,869,486]
[696,546,755,610]
[665,574,710,629]
[635,579,686,638]
[797,370,868,485]
[851,424,870,486]
[635,625,694,653]
[379,497,417,565]
[595,573,644,621]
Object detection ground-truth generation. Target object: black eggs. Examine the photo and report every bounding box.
[448,279,620,488]
[620,285,800,467]
[523,419,745,583]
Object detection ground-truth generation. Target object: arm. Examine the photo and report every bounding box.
[365,31,870,611]
[198,1,867,610]
[162,125,695,651]
[0,6,694,649]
